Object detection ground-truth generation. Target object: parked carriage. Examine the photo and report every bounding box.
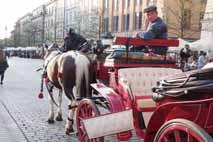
[75,37,213,142]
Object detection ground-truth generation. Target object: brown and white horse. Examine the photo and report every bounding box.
[41,44,94,134]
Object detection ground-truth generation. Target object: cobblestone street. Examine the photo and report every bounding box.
[0,57,141,142]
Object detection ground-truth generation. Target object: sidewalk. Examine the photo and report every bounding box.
[0,100,27,142]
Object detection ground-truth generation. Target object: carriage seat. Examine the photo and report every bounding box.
[118,67,182,110]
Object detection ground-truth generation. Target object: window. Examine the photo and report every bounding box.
[199,12,205,29]
[125,0,130,8]
[104,0,109,9]
[112,16,119,32]
[135,12,142,29]
[123,14,130,31]
[183,9,191,29]
[200,12,204,21]
[103,17,109,32]
[135,0,142,5]
[200,0,207,4]
[114,0,119,11]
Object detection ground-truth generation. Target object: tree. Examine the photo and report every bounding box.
[31,23,42,46]
[70,8,99,39]
[162,0,206,39]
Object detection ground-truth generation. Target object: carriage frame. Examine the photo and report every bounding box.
[76,37,213,142]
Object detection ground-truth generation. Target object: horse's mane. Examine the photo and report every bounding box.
[48,43,59,50]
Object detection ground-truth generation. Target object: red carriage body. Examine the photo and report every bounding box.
[76,37,213,142]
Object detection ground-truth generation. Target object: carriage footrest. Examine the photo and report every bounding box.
[83,109,134,139]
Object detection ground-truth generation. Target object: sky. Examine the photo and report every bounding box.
[0,0,49,39]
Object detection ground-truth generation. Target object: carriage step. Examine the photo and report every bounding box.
[91,96,109,109]
[90,96,105,101]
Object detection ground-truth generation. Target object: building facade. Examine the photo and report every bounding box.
[201,0,213,38]
[18,13,33,46]
[65,0,99,39]
[100,0,206,40]
[13,20,21,47]
[31,5,46,46]
[54,0,65,43]
[44,0,64,44]
[45,0,57,44]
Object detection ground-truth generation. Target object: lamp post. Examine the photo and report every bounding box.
[40,5,46,58]
[5,25,7,47]
[41,5,46,46]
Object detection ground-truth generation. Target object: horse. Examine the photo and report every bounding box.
[39,43,94,134]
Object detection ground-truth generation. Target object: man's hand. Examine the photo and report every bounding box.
[136,32,144,38]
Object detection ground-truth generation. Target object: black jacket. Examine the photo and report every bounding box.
[0,61,9,73]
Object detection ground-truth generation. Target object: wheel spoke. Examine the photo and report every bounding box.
[84,105,89,116]
[163,136,169,142]
[174,130,181,142]
[187,134,194,142]
[87,107,92,117]
[80,125,84,131]
[82,133,87,140]
[78,116,83,121]
[80,108,86,117]
[77,100,103,142]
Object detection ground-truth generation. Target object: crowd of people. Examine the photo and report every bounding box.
[180,44,210,71]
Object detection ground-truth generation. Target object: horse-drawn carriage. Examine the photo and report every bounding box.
[75,37,213,142]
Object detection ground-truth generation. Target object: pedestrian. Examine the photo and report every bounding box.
[61,28,89,53]
[136,5,168,55]
[189,56,197,70]
[197,51,207,69]
[180,44,191,71]
[0,49,9,85]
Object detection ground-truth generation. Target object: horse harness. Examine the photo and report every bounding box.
[43,50,62,80]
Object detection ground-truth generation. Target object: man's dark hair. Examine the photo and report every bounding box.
[68,28,75,35]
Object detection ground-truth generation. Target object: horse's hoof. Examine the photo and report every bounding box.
[47,119,55,124]
[55,115,63,121]
[65,127,74,135]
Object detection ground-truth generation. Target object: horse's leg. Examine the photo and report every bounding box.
[63,87,76,135]
[55,89,63,121]
[46,83,55,124]
[0,72,4,84]
[65,100,77,135]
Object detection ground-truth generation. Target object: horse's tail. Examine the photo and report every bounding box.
[85,63,92,98]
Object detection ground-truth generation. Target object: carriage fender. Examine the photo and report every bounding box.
[91,83,125,112]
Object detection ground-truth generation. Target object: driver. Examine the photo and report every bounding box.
[136,5,168,55]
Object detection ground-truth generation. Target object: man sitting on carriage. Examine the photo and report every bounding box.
[135,5,168,55]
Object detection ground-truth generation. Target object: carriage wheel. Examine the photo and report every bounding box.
[154,119,212,142]
[76,99,104,142]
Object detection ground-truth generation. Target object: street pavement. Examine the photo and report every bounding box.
[0,57,141,142]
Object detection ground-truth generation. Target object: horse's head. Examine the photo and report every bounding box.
[93,40,104,55]
[44,43,60,60]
